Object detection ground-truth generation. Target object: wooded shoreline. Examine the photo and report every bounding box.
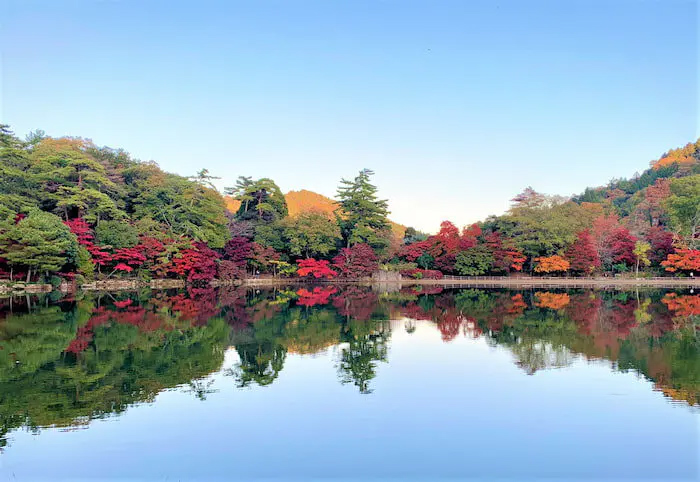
[241,276,699,288]
[2,275,698,296]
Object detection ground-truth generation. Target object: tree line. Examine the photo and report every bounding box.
[0,124,698,284]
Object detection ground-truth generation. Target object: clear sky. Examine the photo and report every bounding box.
[1,0,697,232]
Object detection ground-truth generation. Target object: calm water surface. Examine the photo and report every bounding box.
[0,285,698,481]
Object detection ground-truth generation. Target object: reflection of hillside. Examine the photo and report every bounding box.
[1,286,697,447]
[0,294,230,449]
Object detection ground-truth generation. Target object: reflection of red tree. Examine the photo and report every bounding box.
[218,286,252,329]
[152,286,219,326]
[437,312,462,342]
[584,300,637,354]
[400,303,433,321]
[566,293,602,336]
[608,301,637,337]
[484,293,527,333]
[250,299,283,323]
[296,287,338,307]
[508,294,527,314]
[646,306,675,339]
[332,286,378,321]
[65,303,170,353]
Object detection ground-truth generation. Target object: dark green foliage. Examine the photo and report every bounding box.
[663,175,699,248]
[227,177,288,223]
[0,210,78,280]
[336,169,391,250]
[95,220,139,249]
[455,245,494,275]
[0,127,231,252]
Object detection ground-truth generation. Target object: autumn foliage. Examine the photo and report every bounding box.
[332,243,378,278]
[296,258,337,279]
[661,249,700,273]
[535,292,571,310]
[661,293,700,317]
[533,255,570,274]
[566,230,600,274]
[296,287,338,307]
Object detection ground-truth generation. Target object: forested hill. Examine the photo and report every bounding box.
[572,139,699,216]
[0,123,698,283]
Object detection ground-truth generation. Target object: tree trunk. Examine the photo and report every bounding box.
[26,269,31,283]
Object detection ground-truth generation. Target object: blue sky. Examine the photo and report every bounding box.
[1,0,697,232]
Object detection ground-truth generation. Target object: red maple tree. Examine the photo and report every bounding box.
[332,243,378,278]
[296,259,337,279]
[566,230,600,275]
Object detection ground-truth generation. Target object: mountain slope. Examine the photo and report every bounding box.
[652,140,700,169]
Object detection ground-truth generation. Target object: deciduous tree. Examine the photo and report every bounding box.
[332,243,378,278]
[565,230,600,275]
[296,259,337,279]
[285,211,340,258]
[455,245,494,276]
[533,255,570,274]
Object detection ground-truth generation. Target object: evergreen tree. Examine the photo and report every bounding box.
[0,210,78,281]
[335,169,390,250]
[229,178,287,222]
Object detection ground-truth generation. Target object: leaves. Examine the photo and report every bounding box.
[296,259,337,279]
[332,243,378,278]
[533,255,570,274]
[661,249,700,273]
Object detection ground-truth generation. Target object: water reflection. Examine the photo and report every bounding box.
[0,285,697,449]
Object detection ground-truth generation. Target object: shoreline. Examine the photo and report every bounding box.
[241,276,699,289]
[1,276,697,297]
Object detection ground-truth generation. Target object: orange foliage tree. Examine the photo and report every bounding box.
[533,255,570,274]
[661,249,700,273]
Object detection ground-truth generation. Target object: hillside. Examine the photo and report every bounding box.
[652,140,700,169]
[225,189,406,239]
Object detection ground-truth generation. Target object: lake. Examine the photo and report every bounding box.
[0,285,698,481]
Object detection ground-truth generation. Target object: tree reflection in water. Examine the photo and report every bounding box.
[0,285,697,448]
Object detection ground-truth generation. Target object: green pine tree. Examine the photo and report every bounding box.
[336,169,391,250]
[0,210,78,281]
